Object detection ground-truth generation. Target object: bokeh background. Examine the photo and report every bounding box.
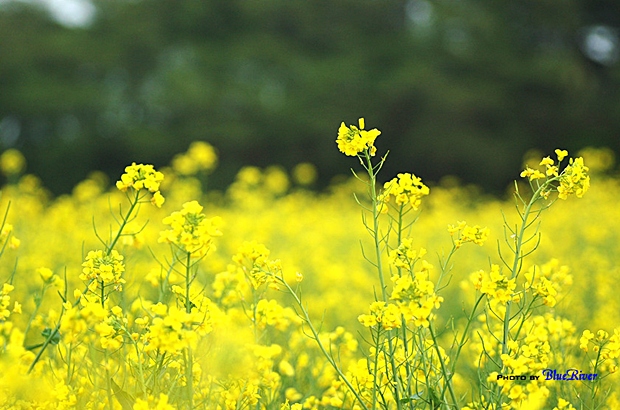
[1,0,619,195]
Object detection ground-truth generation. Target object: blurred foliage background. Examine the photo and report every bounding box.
[1,0,619,195]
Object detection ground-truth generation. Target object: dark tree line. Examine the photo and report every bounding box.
[1,0,619,195]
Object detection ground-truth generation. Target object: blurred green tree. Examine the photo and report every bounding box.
[0,0,619,195]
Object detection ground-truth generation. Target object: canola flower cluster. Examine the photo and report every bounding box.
[115,162,165,207]
[520,148,590,200]
[0,127,618,409]
[336,118,381,156]
[377,173,430,213]
[80,250,125,287]
[159,200,222,259]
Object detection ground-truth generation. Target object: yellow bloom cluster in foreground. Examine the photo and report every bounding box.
[0,134,619,409]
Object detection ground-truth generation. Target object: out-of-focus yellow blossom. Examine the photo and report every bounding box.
[212,264,248,307]
[577,146,615,173]
[358,301,401,330]
[285,387,303,403]
[377,172,429,213]
[280,401,303,410]
[0,149,26,176]
[172,141,218,176]
[448,221,489,248]
[37,267,54,282]
[73,172,107,202]
[236,166,262,186]
[336,118,381,156]
[388,238,426,269]
[253,299,300,331]
[232,241,282,289]
[158,200,222,258]
[279,360,295,377]
[119,220,146,249]
[133,393,175,410]
[0,223,20,250]
[554,398,576,410]
[292,162,317,185]
[0,284,16,322]
[264,166,290,195]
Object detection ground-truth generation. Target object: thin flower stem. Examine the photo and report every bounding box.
[448,294,485,378]
[281,278,370,410]
[371,327,381,410]
[502,181,548,356]
[363,151,404,406]
[28,189,142,374]
[364,152,388,301]
[185,251,194,410]
[107,190,142,256]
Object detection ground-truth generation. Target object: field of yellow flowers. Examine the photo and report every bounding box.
[0,119,619,409]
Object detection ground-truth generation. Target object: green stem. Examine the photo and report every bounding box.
[105,353,115,410]
[184,251,194,410]
[28,310,65,374]
[100,279,105,307]
[448,294,485,379]
[66,342,73,385]
[185,252,194,410]
[363,152,404,406]
[121,325,146,397]
[370,327,382,410]
[23,284,47,349]
[186,346,194,409]
[107,190,141,256]
[281,278,369,410]
[364,152,388,301]
[590,347,603,407]
[28,190,142,373]
[428,322,459,408]
[502,181,548,356]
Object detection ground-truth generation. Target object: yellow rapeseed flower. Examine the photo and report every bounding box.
[116,162,166,207]
[159,200,222,258]
[555,149,568,162]
[336,117,381,156]
[0,149,26,176]
[80,249,125,285]
[448,221,489,248]
[377,172,429,213]
[558,157,590,199]
[172,141,218,176]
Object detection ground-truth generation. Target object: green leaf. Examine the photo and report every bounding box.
[110,378,135,410]
[41,327,60,345]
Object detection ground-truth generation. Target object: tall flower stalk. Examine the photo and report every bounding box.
[28,163,165,376]
[158,200,222,409]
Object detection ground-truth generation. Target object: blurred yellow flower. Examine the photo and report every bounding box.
[0,149,26,176]
[158,200,222,258]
